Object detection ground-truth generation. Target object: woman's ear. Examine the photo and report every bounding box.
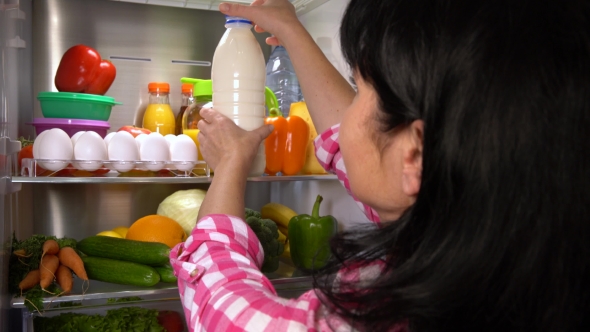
[402,120,424,197]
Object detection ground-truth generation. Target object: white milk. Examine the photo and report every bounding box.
[211,16,267,177]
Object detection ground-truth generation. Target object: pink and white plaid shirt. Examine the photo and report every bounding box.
[171,124,402,331]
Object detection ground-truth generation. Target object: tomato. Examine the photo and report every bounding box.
[117,126,151,138]
[157,311,184,332]
[17,141,46,176]
[17,144,33,169]
[54,45,116,95]
[85,60,116,95]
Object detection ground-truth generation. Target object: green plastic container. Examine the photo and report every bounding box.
[37,91,122,121]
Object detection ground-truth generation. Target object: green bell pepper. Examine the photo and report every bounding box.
[288,195,338,271]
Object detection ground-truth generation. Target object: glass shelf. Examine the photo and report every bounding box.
[11,262,313,309]
[13,158,336,184]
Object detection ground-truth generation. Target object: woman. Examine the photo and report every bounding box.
[171,0,590,331]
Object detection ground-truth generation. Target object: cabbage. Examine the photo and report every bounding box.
[157,189,207,235]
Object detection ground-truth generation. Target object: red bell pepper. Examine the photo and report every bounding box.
[54,45,116,95]
[85,60,116,95]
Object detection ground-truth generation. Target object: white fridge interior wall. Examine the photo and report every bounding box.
[299,0,351,83]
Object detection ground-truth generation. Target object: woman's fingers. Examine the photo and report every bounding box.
[198,107,216,123]
[219,0,298,46]
[266,36,280,46]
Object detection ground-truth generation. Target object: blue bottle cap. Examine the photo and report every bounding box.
[225,16,252,25]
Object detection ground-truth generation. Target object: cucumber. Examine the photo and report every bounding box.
[154,265,177,283]
[82,256,160,287]
[78,236,170,265]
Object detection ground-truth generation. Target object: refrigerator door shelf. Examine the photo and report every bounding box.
[12,264,312,309]
[20,158,210,178]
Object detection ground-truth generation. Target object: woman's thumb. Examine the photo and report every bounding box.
[255,124,275,140]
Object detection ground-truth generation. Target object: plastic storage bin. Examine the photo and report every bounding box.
[37,91,121,121]
[29,118,110,138]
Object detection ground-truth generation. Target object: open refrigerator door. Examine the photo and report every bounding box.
[1,0,26,330]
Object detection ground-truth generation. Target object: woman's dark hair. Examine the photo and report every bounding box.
[315,0,590,331]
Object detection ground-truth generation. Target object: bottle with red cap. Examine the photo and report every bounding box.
[175,83,194,135]
[142,82,175,136]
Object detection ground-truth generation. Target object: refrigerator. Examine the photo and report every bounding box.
[0,0,368,330]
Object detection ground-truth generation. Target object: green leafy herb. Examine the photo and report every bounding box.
[106,296,143,303]
[33,306,164,332]
[9,234,77,312]
[58,301,82,308]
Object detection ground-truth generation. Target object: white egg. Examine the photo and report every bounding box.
[170,134,198,171]
[108,131,139,172]
[163,135,179,169]
[135,133,149,150]
[140,132,170,171]
[37,128,73,171]
[73,131,107,171]
[103,132,117,148]
[164,134,177,147]
[70,131,87,147]
[33,130,50,159]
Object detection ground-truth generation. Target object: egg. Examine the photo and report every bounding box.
[170,134,198,171]
[70,131,87,147]
[33,130,50,159]
[73,131,107,171]
[135,133,149,150]
[37,128,73,171]
[163,135,179,169]
[103,132,117,148]
[164,134,177,147]
[108,131,139,172]
[140,132,169,171]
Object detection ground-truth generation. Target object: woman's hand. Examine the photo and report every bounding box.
[219,0,301,46]
[197,107,273,172]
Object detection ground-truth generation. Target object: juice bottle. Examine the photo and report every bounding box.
[211,16,267,176]
[175,83,194,135]
[142,82,175,135]
[180,78,213,175]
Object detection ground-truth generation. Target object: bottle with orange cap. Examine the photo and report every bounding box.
[175,83,194,135]
[143,82,175,136]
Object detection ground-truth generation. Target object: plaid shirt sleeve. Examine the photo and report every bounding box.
[171,214,358,332]
[314,124,381,224]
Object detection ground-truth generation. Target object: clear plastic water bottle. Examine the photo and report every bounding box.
[265,46,302,117]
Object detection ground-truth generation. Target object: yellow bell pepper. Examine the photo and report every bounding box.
[289,101,327,175]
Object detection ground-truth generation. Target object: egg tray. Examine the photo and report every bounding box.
[20,158,210,178]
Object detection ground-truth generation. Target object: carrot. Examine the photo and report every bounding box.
[19,269,40,292]
[42,239,60,259]
[40,254,59,290]
[13,249,31,258]
[57,247,88,281]
[55,265,73,295]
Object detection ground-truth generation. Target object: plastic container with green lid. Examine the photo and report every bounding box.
[37,91,122,121]
[179,78,213,169]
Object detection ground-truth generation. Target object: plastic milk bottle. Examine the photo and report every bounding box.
[211,16,267,176]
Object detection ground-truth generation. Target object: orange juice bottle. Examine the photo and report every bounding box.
[143,82,175,135]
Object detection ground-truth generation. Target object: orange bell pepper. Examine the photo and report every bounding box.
[265,109,310,176]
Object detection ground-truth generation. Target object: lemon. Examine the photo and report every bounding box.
[97,230,123,238]
[112,226,129,238]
